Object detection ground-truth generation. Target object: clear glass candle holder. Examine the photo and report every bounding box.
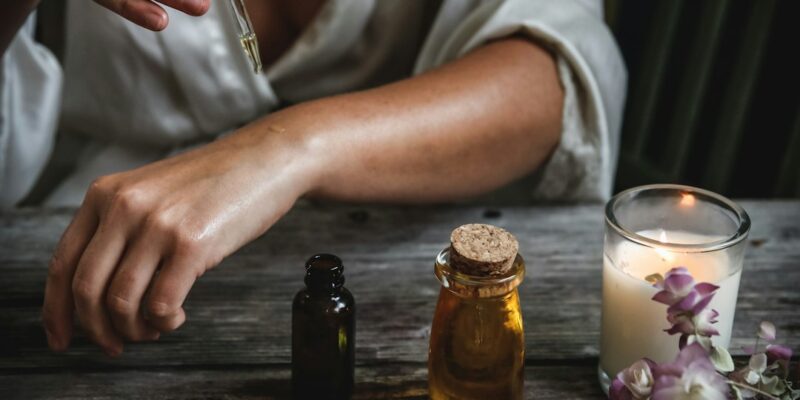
[598,184,750,393]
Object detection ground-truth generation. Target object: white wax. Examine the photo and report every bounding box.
[600,230,742,377]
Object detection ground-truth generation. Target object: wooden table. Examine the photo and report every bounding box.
[1,201,798,399]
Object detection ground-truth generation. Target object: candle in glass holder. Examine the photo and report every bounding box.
[598,185,750,393]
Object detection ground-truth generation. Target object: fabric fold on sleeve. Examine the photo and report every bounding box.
[415,0,627,201]
[0,15,62,207]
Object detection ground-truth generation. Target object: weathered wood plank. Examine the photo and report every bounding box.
[0,362,605,400]
[0,202,798,370]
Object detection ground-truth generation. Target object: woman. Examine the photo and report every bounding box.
[1,0,625,356]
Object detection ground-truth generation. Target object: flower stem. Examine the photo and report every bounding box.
[726,380,779,400]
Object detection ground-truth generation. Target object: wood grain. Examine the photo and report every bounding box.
[0,363,604,400]
[1,201,798,398]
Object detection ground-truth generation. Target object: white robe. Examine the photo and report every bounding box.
[0,0,626,207]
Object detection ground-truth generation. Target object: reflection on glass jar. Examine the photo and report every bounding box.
[428,248,525,400]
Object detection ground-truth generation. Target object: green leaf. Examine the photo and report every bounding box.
[788,382,800,400]
[711,345,735,372]
[760,375,784,395]
[749,353,768,373]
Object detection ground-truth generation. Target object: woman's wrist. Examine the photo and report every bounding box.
[234,110,329,203]
[265,123,325,201]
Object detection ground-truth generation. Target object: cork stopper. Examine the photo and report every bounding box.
[449,224,519,277]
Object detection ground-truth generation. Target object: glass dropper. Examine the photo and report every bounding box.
[228,0,262,74]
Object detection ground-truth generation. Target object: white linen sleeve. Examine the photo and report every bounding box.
[0,14,62,207]
[415,0,627,202]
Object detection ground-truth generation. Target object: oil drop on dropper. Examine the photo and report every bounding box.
[227,0,262,74]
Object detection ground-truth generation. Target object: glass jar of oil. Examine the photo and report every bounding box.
[428,247,525,399]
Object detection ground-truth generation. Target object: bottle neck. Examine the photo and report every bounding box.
[304,253,346,295]
[305,274,345,295]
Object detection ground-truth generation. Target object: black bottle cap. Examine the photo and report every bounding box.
[304,254,345,291]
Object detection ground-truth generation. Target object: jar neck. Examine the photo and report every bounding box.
[434,247,525,299]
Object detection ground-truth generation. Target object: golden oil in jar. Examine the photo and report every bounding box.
[428,224,525,400]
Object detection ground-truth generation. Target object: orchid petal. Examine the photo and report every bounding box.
[766,344,792,362]
[693,309,720,336]
[609,377,635,400]
[652,290,679,306]
[619,359,655,398]
[758,321,776,341]
[668,291,699,314]
[689,292,716,315]
[694,282,720,296]
[663,270,695,297]
[651,343,728,400]
[665,318,695,335]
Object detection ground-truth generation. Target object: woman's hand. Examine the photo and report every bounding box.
[93,0,210,31]
[42,123,319,355]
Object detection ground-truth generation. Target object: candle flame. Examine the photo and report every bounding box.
[655,231,675,262]
[680,193,696,207]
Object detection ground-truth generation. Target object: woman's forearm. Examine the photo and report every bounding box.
[258,37,564,203]
[0,1,39,56]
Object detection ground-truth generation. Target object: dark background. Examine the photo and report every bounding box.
[607,0,799,198]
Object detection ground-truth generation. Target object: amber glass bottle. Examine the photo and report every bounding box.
[428,247,526,400]
[292,254,355,400]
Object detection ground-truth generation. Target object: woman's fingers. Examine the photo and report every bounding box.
[155,0,210,16]
[71,221,127,356]
[42,206,99,352]
[147,305,187,334]
[94,0,168,31]
[145,253,199,332]
[106,237,162,342]
[94,0,210,31]
[44,171,213,354]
